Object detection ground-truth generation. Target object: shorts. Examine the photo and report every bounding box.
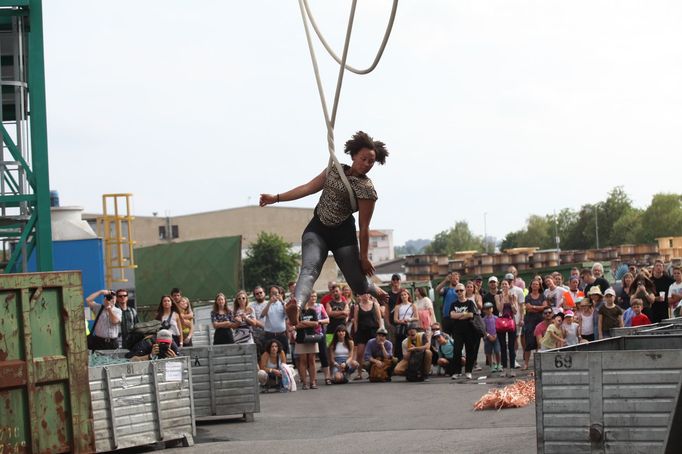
[331,355,357,376]
[484,337,501,355]
[354,326,377,345]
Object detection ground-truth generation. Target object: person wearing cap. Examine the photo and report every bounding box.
[507,266,526,290]
[598,288,623,338]
[482,276,500,316]
[394,325,432,378]
[562,310,581,346]
[362,327,396,380]
[126,329,179,362]
[432,330,456,376]
[563,276,585,310]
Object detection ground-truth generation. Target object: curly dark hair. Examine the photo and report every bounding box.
[343,131,389,165]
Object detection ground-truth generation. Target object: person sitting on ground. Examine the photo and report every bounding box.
[598,288,624,338]
[328,325,359,384]
[482,302,501,373]
[433,330,456,376]
[540,313,565,351]
[394,325,432,379]
[127,329,179,361]
[258,339,287,391]
[362,327,396,381]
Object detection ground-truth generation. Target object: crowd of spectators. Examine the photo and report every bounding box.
[85,261,682,391]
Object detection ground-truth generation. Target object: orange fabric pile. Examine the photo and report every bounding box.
[474,379,536,411]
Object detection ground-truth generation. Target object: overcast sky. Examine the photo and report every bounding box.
[43,1,682,245]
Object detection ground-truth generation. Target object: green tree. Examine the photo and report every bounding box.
[425,221,484,255]
[243,232,300,290]
[638,193,682,242]
[600,186,634,246]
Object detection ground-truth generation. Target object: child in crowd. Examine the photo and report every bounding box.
[562,310,581,346]
[433,331,456,376]
[629,299,651,327]
[541,313,565,350]
[482,302,501,372]
[598,288,624,338]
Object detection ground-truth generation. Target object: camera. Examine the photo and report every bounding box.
[104,290,115,301]
[158,342,170,358]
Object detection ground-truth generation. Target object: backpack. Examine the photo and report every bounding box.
[124,319,162,349]
[406,349,425,382]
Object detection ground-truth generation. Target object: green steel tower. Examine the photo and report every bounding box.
[0,0,52,272]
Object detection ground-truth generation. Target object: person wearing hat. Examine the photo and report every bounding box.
[575,290,598,342]
[482,276,501,316]
[362,327,397,380]
[598,288,624,338]
[562,310,581,346]
[126,329,179,362]
[394,325,432,379]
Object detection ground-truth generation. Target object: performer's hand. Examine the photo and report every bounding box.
[360,257,375,276]
[259,194,276,207]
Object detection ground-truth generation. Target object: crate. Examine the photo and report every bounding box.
[0,272,95,453]
[89,357,195,452]
[534,335,682,453]
[183,344,260,421]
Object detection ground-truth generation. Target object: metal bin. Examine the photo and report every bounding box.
[184,343,260,421]
[89,357,195,452]
[535,335,682,454]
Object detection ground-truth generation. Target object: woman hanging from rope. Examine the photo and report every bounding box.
[260,131,389,307]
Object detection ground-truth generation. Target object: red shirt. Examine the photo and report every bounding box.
[534,321,549,338]
[631,313,651,327]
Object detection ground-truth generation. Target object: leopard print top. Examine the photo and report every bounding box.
[315,164,378,227]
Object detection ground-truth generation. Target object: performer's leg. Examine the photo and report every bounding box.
[332,244,380,297]
[293,231,328,305]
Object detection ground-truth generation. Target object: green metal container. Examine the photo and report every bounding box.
[0,272,95,453]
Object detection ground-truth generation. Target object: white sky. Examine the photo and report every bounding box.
[43,1,682,245]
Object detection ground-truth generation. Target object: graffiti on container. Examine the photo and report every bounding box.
[0,425,27,453]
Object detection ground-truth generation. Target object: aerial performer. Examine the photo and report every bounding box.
[259,131,389,307]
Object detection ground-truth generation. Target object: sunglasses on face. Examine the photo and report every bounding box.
[456,290,464,293]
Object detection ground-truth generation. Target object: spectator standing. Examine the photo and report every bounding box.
[295,294,321,390]
[507,266,526,290]
[449,283,478,380]
[598,288,624,338]
[668,267,682,315]
[629,274,656,322]
[353,293,383,380]
[495,280,519,377]
[582,266,610,295]
[312,293,332,385]
[522,279,548,369]
[616,272,635,310]
[629,299,652,326]
[156,295,184,347]
[505,272,525,367]
[544,274,567,314]
[86,289,122,350]
[249,286,268,353]
[233,290,256,344]
[534,308,554,347]
[115,289,137,349]
[176,296,194,347]
[483,276,501,316]
[342,285,357,334]
[651,259,674,322]
[262,285,290,354]
[482,302,501,373]
[436,272,460,335]
[563,276,584,310]
[576,298,597,342]
[562,310,581,346]
[211,292,236,345]
[386,273,403,322]
[393,289,418,361]
[541,313,565,350]
[325,284,350,345]
[414,287,436,337]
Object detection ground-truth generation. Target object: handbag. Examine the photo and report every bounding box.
[495,315,516,333]
[87,305,106,350]
[369,358,393,382]
[471,314,486,337]
[303,333,324,344]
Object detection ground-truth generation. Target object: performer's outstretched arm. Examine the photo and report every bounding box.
[259,170,326,206]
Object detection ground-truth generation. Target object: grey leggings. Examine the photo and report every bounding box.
[293,230,380,305]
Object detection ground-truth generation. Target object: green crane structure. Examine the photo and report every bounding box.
[0,0,52,273]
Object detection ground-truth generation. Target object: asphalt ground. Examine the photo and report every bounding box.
[162,362,537,454]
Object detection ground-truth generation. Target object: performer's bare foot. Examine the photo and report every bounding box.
[375,287,389,304]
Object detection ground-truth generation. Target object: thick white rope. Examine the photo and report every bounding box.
[297,0,398,212]
[302,0,399,75]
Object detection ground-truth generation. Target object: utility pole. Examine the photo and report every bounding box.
[595,205,600,249]
[554,209,560,260]
[483,212,488,253]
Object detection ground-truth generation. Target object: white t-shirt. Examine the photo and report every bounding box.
[668,282,682,307]
[544,287,567,314]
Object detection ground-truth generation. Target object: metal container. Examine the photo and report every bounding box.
[89,357,195,452]
[0,272,95,453]
[184,343,260,421]
[610,323,659,337]
[535,335,682,453]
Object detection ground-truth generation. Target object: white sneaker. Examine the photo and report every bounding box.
[465,372,473,380]
[514,361,521,368]
[452,374,462,380]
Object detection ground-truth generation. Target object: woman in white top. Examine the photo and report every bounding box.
[155,295,184,347]
[328,325,359,383]
[393,289,417,361]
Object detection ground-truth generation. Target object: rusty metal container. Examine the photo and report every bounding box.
[0,272,95,453]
